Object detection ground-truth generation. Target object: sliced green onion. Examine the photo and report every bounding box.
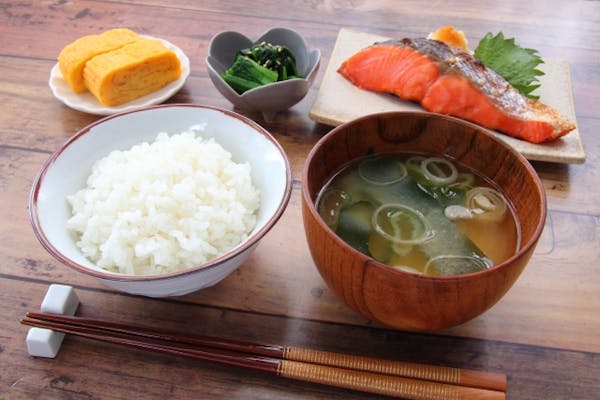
[466,187,508,222]
[423,255,491,276]
[406,155,427,169]
[405,156,427,180]
[421,157,458,186]
[358,156,407,185]
[406,157,464,206]
[372,203,435,245]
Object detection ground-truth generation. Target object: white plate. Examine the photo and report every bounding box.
[310,29,585,164]
[49,36,190,116]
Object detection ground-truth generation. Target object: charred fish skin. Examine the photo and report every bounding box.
[339,38,575,143]
[388,38,529,117]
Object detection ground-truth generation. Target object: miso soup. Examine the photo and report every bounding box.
[316,153,520,276]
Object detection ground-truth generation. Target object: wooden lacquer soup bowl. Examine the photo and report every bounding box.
[301,112,547,330]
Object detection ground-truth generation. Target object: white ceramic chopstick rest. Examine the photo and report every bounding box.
[26,284,80,358]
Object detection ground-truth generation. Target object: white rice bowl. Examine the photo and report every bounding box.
[29,105,292,297]
[67,127,260,275]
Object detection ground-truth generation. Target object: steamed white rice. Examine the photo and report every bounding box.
[67,126,260,275]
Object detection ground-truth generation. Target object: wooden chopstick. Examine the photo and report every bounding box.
[23,312,506,391]
[21,312,506,400]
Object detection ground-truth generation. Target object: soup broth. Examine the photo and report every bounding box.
[316,153,520,276]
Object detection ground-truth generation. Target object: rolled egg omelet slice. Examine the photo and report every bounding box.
[83,38,181,106]
[58,28,140,93]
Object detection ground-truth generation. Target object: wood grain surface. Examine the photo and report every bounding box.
[1,1,599,399]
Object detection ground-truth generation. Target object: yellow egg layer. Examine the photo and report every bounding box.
[83,38,181,107]
[58,28,140,93]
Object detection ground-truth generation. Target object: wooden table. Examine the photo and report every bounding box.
[1,1,599,398]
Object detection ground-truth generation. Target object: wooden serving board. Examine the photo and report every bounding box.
[310,28,585,164]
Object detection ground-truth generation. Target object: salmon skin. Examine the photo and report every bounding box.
[338,38,575,143]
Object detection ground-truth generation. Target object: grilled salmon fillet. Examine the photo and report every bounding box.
[338,38,575,143]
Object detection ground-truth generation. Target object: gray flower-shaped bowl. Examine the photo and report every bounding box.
[206,27,321,121]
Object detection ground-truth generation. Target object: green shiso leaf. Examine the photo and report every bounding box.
[474,32,545,99]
